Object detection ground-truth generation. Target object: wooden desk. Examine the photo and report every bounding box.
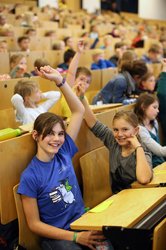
[131,163,166,188]
[70,187,166,231]
[90,103,122,113]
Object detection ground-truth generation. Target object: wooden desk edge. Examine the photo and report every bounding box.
[70,188,166,231]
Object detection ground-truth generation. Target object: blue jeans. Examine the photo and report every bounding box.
[41,238,90,250]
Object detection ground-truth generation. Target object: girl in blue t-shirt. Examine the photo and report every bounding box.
[18,66,105,250]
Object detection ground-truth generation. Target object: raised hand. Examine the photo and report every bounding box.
[73,81,86,97]
[36,65,63,85]
[77,39,85,53]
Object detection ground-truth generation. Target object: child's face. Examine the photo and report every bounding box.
[28,30,37,37]
[36,123,65,160]
[141,75,156,92]
[104,37,111,47]
[75,73,91,91]
[18,57,27,71]
[93,53,104,62]
[149,51,162,62]
[19,39,30,51]
[59,41,65,50]
[30,88,42,103]
[66,38,74,48]
[116,45,127,58]
[112,118,138,146]
[0,42,7,52]
[144,101,159,121]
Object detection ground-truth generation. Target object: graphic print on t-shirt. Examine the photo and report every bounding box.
[49,179,75,205]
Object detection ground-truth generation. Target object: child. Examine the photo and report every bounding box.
[11,79,61,124]
[0,39,8,52]
[137,71,156,94]
[91,49,115,70]
[52,40,65,50]
[141,43,163,64]
[61,66,91,118]
[78,91,152,193]
[57,49,75,71]
[17,36,30,52]
[31,58,49,76]
[61,40,92,118]
[134,93,166,167]
[9,54,31,78]
[92,60,148,104]
[109,42,128,67]
[63,36,75,51]
[117,50,137,72]
[17,66,105,250]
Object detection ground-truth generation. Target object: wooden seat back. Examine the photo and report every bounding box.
[0,133,35,224]
[0,52,10,74]
[80,146,112,208]
[13,184,41,250]
[153,218,166,250]
[101,67,118,87]
[0,108,20,129]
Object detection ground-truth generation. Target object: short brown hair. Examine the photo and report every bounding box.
[76,67,92,79]
[34,112,66,140]
[148,43,162,53]
[17,36,30,44]
[10,53,25,68]
[14,79,39,100]
[34,58,49,70]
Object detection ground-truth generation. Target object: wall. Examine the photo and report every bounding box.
[139,0,166,21]
[82,0,100,13]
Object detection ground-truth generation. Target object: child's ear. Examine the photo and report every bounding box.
[134,126,139,135]
[32,130,38,141]
[24,95,29,102]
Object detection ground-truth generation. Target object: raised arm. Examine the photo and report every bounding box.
[38,66,84,141]
[39,91,61,111]
[74,81,97,128]
[11,93,27,121]
[66,40,85,87]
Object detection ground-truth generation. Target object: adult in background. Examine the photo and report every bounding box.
[92,60,148,104]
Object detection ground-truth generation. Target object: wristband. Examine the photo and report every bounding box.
[79,95,84,101]
[56,77,66,88]
[73,232,77,242]
[135,145,143,151]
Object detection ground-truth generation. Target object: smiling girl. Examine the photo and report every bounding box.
[134,93,166,167]
[78,88,152,193]
[17,66,105,250]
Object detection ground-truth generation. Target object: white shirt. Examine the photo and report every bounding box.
[11,91,61,124]
[139,120,166,157]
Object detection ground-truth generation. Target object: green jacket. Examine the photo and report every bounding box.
[157,72,166,145]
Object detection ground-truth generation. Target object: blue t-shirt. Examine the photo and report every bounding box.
[18,134,85,230]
